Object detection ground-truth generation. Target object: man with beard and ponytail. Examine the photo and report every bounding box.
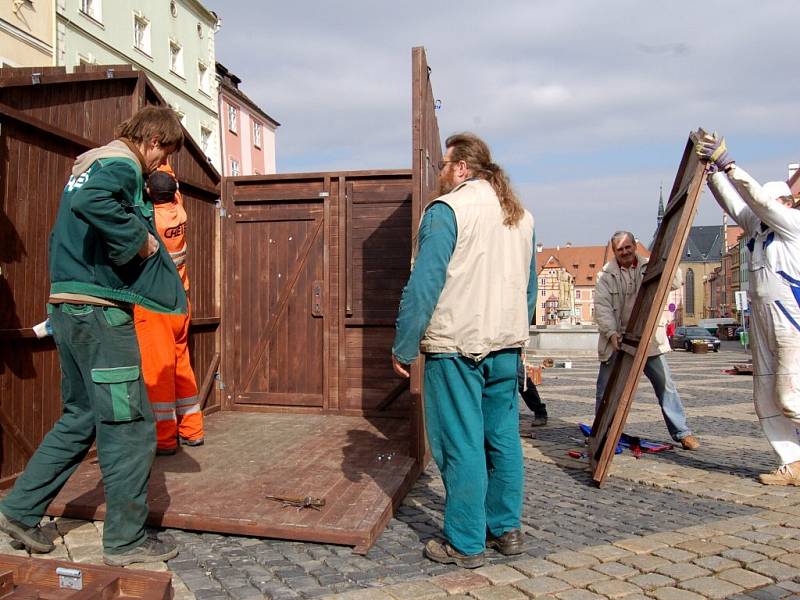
[392,133,536,568]
[698,132,800,485]
[0,106,185,566]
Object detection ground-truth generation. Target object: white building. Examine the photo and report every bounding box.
[55,0,221,169]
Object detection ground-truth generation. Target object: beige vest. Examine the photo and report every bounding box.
[419,179,534,360]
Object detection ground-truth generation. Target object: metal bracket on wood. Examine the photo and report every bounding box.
[215,372,225,390]
[105,68,115,79]
[215,199,227,218]
[318,192,329,198]
[31,72,41,85]
[56,567,83,591]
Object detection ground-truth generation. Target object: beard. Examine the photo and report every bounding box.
[438,172,456,195]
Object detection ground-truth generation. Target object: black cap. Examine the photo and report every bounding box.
[147,171,177,202]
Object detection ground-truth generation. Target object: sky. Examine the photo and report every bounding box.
[204,1,800,247]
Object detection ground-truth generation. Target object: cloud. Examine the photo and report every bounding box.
[204,0,800,244]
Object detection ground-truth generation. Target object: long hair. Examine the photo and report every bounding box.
[445,132,524,227]
[115,106,184,151]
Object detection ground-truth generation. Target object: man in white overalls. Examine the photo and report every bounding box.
[698,133,800,485]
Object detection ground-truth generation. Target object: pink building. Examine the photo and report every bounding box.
[217,62,279,176]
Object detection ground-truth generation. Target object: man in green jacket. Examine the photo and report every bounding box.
[0,106,186,566]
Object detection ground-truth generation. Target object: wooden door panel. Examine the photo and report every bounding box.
[227,183,326,409]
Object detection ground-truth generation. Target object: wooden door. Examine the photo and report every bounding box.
[223,177,328,410]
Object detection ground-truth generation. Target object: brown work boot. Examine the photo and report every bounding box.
[423,539,484,569]
[758,461,800,486]
[103,536,178,566]
[680,435,700,450]
[0,511,54,553]
[486,529,525,555]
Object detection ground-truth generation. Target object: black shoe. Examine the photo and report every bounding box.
[179,436,204,447]
[0,511,55,553]
[487,529,525,555]
[423,539,484,569]
[531,415,548,427]
[103,536,178,566]
[156,447,177,456]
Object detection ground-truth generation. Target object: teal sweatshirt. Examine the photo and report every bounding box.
[48,149,187,314]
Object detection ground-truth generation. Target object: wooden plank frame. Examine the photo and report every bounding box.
[588,130,709,486]
[410,46,443,467]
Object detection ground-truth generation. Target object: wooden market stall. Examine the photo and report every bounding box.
[0,48,442,552]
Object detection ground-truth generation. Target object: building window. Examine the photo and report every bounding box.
[686,268,695,315]
[200,126,212,155]
[253,121,262,148]
[541,302,546,309]
[230,159,240,176]
[198,62,210,95]
[80,0,102,23]
[575,289,581,299]
[133,13,151,55]
[227,105,238,133]
[541,289,546,297]
[169,41,183,76]
[540,277,546,286]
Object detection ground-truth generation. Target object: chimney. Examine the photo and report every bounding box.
[536,242,543,253]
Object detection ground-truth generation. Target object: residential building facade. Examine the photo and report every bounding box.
[217,62,279,176]
[1,1,54,67]
[678,224,742,326]
[54,0,221,169]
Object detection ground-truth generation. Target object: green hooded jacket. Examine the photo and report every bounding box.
[48,140,187,314]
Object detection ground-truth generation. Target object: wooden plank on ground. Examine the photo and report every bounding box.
[46,412,414,553]
[588,130,708,486]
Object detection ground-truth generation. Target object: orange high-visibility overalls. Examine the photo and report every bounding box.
[134,165,204,451]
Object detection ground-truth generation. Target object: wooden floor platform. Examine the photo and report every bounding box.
[47,412,420,553]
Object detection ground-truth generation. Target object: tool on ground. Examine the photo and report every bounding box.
[265,495,326,511]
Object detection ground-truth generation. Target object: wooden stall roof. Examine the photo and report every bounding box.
[588,130,708,486]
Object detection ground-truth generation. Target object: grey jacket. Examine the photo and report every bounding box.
[594,255,681,362]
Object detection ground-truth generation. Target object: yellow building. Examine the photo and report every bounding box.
[1,2,54,67]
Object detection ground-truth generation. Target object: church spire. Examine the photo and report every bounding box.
[657,183,665,228]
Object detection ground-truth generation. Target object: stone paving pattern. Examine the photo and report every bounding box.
[2,344,799,599]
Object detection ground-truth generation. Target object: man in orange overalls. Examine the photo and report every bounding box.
[135,166,204,455]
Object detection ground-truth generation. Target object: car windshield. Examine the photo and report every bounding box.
[686,328,710,336]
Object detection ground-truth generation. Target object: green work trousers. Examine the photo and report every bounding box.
[423,348,523,556]
[0,303,156,554]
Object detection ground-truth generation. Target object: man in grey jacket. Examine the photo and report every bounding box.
[594,231,700,450]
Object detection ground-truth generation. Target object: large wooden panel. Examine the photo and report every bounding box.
[409,46,443,466]
[47,411,419,553]
[588,130,708,486]
[0,68,221,484]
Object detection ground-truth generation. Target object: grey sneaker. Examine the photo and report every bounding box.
[179,436,204,447]
[103,536,178,566]
[0,510,54,553]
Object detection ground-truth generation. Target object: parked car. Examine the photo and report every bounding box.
[669,326,721,352]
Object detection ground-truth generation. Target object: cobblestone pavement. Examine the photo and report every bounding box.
[3,347,800,599]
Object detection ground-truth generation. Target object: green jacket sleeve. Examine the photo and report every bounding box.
[392,202,457,364]
[527,229,537,325]
[70,161,149,266]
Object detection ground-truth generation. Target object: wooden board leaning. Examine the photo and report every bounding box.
[588,130,709,487]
